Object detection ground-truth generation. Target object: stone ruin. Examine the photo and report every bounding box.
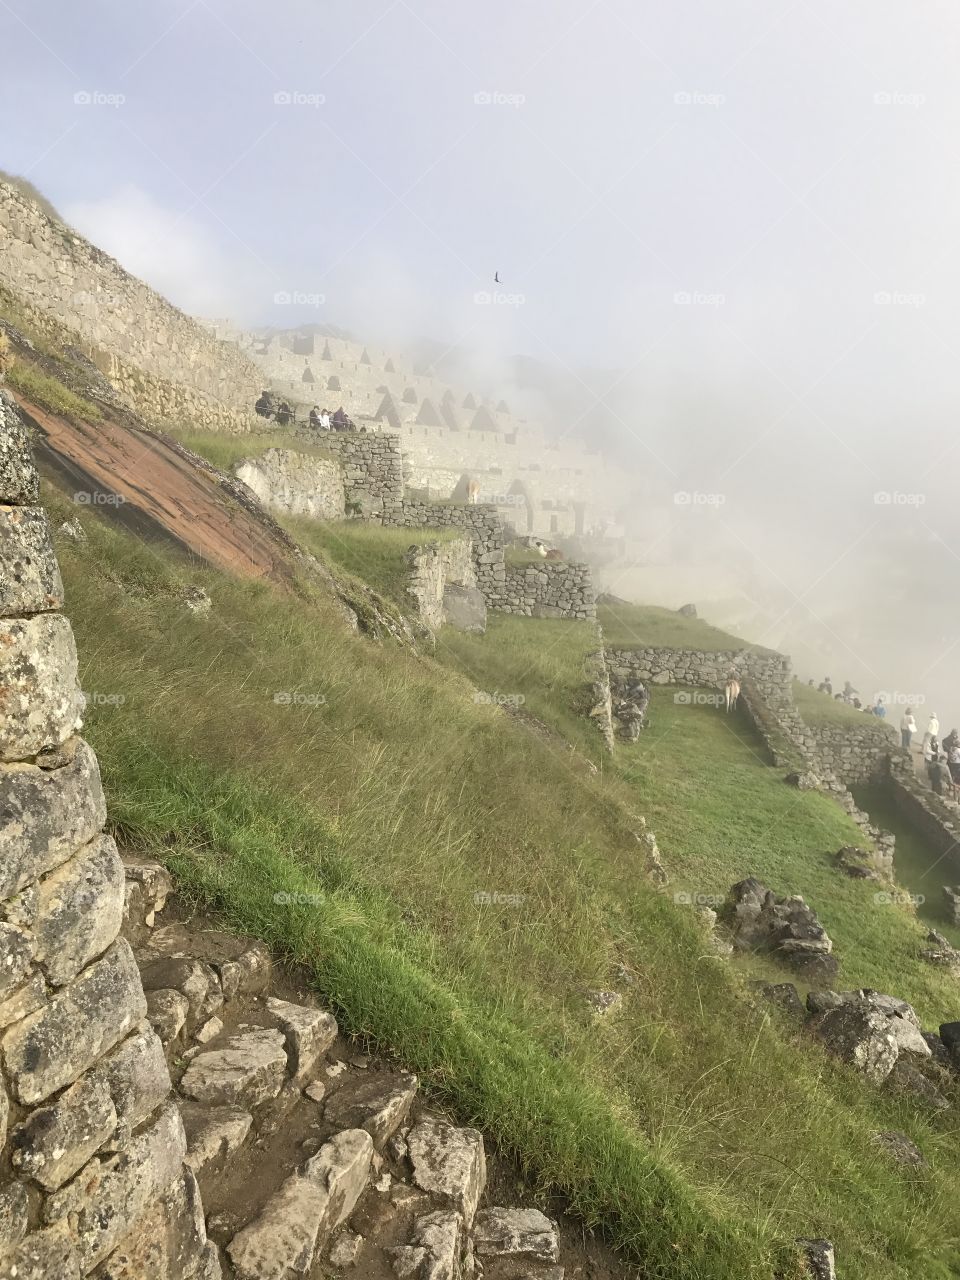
[722,877,839,984]
[0,387,593,1280]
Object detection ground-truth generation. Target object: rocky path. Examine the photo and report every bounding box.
[121,859,628,1280]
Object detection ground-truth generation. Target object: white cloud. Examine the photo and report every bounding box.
[61,184,266,322]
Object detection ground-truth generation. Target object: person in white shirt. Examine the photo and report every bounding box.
[901,711,917,750]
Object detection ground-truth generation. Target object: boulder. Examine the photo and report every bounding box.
[265,996,337,1082]
[323,1070,419,1148]
[813,1005,899,1083]
[90,1167,213,1280]
[33,834,125,986]
[146,988,190,1043]
[0,614,84,761]
[408,1116,486,1227]
[180,1028,288,1108]
[91,1027,172,1143]
[749,982,805,1020]
[797,1238,836,1279]
[11,1071,117,1189]
[442,584,486,633]
[785,772,820,790]
[0,505,63,617]
[0,391,40,505]
[228,1129,373,1280]
[388,1210,462,1280]
[473,1207,560,1263]
[182,1103,253,1173]
[885,1059,950,1110]
[0,1224,80,1280]
[42,1102,187,1271]
[871,1130,925,1166]
[138,956,223,1027]
[0,739,106,900]
[2,939,147,1104]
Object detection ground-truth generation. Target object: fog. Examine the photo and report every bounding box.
[4,0,959,725]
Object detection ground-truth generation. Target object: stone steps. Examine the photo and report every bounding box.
[123,861,568,1280]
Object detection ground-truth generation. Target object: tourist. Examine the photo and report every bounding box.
[873,697,887,719]
[254,390,273,418]
[944,728,959,754]
[308,405,322,430]
[332,406,353,431]
[852,696,862,709]
[842,680,857,702]
[949,744,960,791]
[275,400,293,427]
[901,710,917,750]
[320,408,331,429]
[928,711,941,739]
[925,734,944,792]
[818,677,833,695]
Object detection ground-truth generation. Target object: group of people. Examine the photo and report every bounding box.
[252,391,358,433]
[308,405,356,432]
[811,677,887,716]
[812,677,960,798]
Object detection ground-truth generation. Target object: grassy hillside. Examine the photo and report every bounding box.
[599,601,765,651]
[50,489,960,1280]
[793,679,888,728]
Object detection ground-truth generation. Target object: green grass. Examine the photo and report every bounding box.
[50,492,960,1280]
[437,613,603,754]
[599,602,762,652]
[283,518,460,608]
[505,546,548,566]
[6,358,103,420]
[166,429,335,472]
[793,681,885,728]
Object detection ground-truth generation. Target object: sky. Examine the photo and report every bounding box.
[3,0,960,724]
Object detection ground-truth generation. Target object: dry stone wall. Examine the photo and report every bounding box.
[806,720,901,785]
[604,645,792,705]
[299,430,404,518]
[403,537,486,633]
[500,561,596,620]
[0,391,218,1280]
[384,500,507,605]
[0,181,261,433]
[234,448,345,520]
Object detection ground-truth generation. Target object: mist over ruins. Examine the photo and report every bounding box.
[2,6,960,1280]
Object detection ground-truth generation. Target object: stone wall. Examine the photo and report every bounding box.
[234,448,345,520]
[0,391,217,1279]
[887,767,960,871]
[383,501,506,605]
[403,537,485,633]
[499,561,596,620]
[604,645,792,705]
[0,181,261,433]
[806,720,902,785]
[300,431,404,518]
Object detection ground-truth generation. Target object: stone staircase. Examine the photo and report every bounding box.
[122,862,576,1280]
